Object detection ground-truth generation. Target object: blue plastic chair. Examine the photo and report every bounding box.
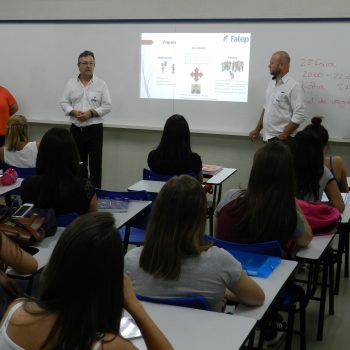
[2,163,36,178]
[142,168,172,181]
[142,168,196,181]
[207,236,305,350]
[95,189,152,252]
[56,212,79,227]
[206,236,286,258]
[137,294,210,311]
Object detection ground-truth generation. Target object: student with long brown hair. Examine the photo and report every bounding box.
[125,175,264,312]
[214,142,312,248]
[0,212,173,350]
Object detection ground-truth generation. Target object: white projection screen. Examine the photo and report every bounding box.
[1,21,350,139]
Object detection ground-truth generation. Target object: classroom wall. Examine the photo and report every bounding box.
[5,0,350,193]
[1,0,350,20]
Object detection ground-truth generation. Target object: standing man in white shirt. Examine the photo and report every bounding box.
[60,50,111,188]
[249,51,306,144]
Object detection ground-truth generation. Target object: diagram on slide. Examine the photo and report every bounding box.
[140,33,251,102]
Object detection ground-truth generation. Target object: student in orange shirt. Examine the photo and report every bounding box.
[0,86,18,147]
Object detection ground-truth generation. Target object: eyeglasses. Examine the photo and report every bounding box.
[79,61,95,66]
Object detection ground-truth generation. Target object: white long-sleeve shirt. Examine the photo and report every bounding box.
[263,73,306,141]
[60,75,112,127]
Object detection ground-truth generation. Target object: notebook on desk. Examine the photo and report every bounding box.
[229,250,281,278]
[202,164,223,175]
[97,198,129,212]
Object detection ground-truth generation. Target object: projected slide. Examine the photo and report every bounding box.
[140,33,251,102]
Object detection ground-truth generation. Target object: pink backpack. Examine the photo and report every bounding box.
[297,199,341,236]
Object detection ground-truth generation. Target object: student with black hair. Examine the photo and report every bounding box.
[292,128,345,212]
[304,116,348,193]
[21,127,97,215]
[147,114,203,182]
[0,212,173,350]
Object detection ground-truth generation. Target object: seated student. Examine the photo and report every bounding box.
[0,232,38,317]
[214,142,312,249]
[125,175,265,312]
[0,115,38,167]
[0,212,173,350]
[21,127,97,215]
[304,116,348,193]
[292,129,345,212]
[147,114,203,182]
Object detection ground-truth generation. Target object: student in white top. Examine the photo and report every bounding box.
[0,212,172,350]
[0,115,38,168]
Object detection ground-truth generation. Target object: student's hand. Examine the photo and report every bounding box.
[123,273,141,314]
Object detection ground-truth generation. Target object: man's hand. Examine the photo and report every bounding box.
[248,129,259,141]
[276,133,289,140]
[71,110,91,122]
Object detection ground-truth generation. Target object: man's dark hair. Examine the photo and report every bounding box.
[78,50,95,64]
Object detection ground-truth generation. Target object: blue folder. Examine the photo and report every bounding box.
[228,250,281,278]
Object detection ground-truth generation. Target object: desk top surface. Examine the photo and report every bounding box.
[205,167,237,185]
[101,200,152,228]
[7,202,151,277]
[235,259,298,320]
[128,180,165,193]
[296,231,336,260]
[132,301,256,350]
[0,178,23,195]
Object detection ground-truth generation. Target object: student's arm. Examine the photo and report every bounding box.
[9,103,18,116]
[123,274,174,350]
[89,193,98,212]
[196,170,203,183]
[0,147,4,162]
[227,271,265,306]
[294,202,313,247]
[0,234,38,273]
[213,217,219,237]
[325,179,345,213]
[249,109,264,141]
[337,157,349,193]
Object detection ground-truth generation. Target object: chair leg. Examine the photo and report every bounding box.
[317,260,328,341]
[285,308,295,350]
[344,230,349,278]
[299,300,306,350]
[334,231,344,295]
[328,253,335,316]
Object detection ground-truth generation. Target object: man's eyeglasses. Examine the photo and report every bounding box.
[79,61,95,66]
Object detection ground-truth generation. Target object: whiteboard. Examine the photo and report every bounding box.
[1,21,350,140]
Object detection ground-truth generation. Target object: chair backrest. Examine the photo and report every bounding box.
[142,168,172,181]
[206,236,285,258]
[142,168,196,182]
[136,294,210,311]
[2,163,36,178]
[56,212,79,227]
[95,188,152,201]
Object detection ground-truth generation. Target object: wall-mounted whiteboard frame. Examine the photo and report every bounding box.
[1,19,350,140]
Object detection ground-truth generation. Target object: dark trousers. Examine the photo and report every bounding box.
[267,136,294,149]
[70,123,103,188]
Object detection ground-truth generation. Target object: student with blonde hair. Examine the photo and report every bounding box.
[0,115,38,167]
